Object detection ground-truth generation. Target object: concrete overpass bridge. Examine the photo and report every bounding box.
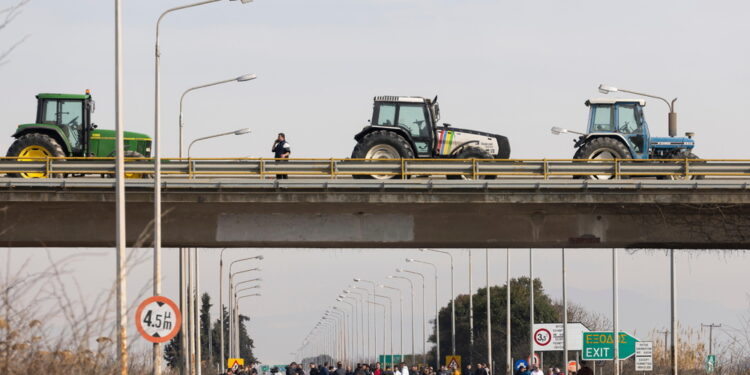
[1,178,748,248]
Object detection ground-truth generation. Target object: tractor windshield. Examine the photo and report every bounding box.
[41,99,84,153]
[398,104,430,138]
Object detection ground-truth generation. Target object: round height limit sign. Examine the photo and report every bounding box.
[534,328,552,347]
[135,296,182,343]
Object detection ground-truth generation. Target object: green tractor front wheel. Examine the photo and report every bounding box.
[6,133,66,178]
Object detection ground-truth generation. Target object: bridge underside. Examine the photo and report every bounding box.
[1,179,749,248]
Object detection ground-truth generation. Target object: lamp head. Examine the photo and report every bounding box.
[255,255,264,260]
[234,128,251,135]
[598,84,618,94]
[551,126,566,135]
[395,268,403,273]
[236,73,257,82]
[353,278,361,282]
[406,258,414,262]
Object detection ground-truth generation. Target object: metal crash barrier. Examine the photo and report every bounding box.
[2,157,750,179]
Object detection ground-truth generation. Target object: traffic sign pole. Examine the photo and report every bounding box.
[670,250,678,375]
[561,248,568,375]
[529,249,534,366]
[613,249,619,375]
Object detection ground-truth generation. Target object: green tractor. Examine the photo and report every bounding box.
[6,91,152,177]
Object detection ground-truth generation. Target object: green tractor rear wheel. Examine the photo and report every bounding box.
[6,133,66,178]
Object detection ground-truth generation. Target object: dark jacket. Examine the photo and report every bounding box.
[272,140,290,158]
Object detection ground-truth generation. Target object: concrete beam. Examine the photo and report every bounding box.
[0,178,749,248]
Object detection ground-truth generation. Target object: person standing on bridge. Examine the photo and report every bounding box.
[272,132,291,179]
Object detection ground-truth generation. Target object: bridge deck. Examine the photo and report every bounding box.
[1,178,748,248]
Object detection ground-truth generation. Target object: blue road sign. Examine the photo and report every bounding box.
[514,360,529,371]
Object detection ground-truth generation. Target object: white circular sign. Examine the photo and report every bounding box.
[135,296,181,343]
[534,328,552,346]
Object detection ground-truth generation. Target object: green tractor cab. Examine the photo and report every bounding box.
[7,91,152,177]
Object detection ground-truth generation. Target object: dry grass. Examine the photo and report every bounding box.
[0,247,157,374]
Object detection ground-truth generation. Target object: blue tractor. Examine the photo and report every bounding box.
[552,84,699,179]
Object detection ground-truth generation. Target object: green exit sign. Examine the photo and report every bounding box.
[582,331,639,360]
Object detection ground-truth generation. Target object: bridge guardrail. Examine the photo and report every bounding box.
[2,157,750,179]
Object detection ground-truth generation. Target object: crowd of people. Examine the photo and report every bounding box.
[225,359,593,375]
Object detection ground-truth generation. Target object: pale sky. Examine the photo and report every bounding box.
[2,0,750,367]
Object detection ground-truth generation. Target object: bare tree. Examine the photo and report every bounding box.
[0,0,30,66]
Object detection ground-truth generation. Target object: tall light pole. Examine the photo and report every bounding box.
[529,249,534,367]
[613,248,620,375]
[505,249,511,375]
[337,300,356,365]
[389,275,416,365]
[331,306,352,363]
[342,291,365,363]
[380,284,404,363]
[114,0,127,373]
[229,267,261,357]
[153,2,252,373]
[422,249,455,356]
[407,258,440,369]
[398,268,426,365]
[598,84,679,137]
[235,292,261,359]
[368,300,387,365]
[179,74,256,157]
[375,293,394,368]
[225,256,263,362]
[346,289,369,362]
[562,249,568,375]
[670,250,677,375]
[353,285,376,361]
[469,250,474,367]
[354,278,377,362]
[486,249,492,375]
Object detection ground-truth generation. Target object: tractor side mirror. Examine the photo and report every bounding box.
[90,123,98,129]
[443,123,452,128]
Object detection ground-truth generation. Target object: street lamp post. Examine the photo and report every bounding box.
[114,1,127,374]
[154,2,252,373]
[422,249,455,357]
[354,278,378,361]
[337,300,356,365]
[330,309,348,364]
[225,256,263,361]
[345,289,369,362]
[368,300,387,365]
[380,284,404,363]
[398,268,426,365]
[179,74,257,157]
[229,267,261,357]
[374,293,394,368]
[342,292,365,363]
[389,276,415,365]
[235,292,261,358]
[353,285,376,361]
[407,258,440,369]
